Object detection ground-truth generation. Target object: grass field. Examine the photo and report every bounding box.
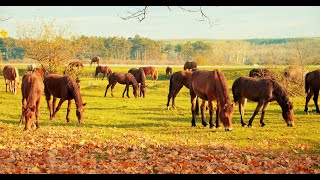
[0,64,319,174]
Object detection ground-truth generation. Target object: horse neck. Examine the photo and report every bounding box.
[272,81,289,109]
[215,70,231,106]
[67,77,83,108]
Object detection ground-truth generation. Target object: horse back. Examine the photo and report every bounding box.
[3,65,18,80]
[307,70,320,89]
[22,73,44,100]
[44,74,71,99]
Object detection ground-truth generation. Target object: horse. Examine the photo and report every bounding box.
[184,61,197,71]
[304,70,320,113]
[68,61,84,68]
[90,56,100,67]
[44,74,86,123]
[141,66,158,82]
[19,73,44,131]
[95,65,113,80]
[166,66,172,79]
[3,65,20,95]
[232,77,294,127]
[128,67,147,98]
[104,72,138,98]
[189,70,234,131]
[26,64,36,73]
[32,67,45,80]
[249,68,272,79]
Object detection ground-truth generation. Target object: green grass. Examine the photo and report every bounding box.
[0,64,319,154]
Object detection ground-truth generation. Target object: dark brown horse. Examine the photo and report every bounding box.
[304,70,320,113]
[249,68,272,79]
[19,73,44,130]
[44,74,86,123]
[104,72,138,98]
[68,61,84,68]
[232,77,294,127]
[190,70,234,131]
[95,65,113,80]
[141,66,158,82]
[166,66,173,79]
[184,61,197,71]
[3,65,20,95]
[90,56,100,67]
[128,67,147,98]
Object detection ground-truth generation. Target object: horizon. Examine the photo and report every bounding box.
[0,6,319,40]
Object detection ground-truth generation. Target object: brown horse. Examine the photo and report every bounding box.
[190,70,234,131]
[128,67,147,98]
[249,68,272,79]
[44,74,86,123]
[33,67,45,80]
[304,70,320,113]
[3,65,20,95]
[104,72,138,98]
[68,61,84,68]
[90,56,100,67]
[19,73,44,130]
[95,65,112,80]
[166,66,173,79]
[184,61,197,71]
[232,77,294,127]
[141,66,158,82]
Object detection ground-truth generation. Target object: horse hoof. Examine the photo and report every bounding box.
[241,124,246,127]
[260,123,265,127]
[247,124,252,127]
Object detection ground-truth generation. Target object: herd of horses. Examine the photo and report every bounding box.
[2,59,320,131]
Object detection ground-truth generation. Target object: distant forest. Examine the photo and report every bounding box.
[1,35,319,65]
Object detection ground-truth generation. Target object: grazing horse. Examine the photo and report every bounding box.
[190,70,234,131]
[166,66,173,79]
[26,64,36,73]
[44,74,86,123]
[304,70,320,113]
[3,65,19,95]
[90,56,100,67]
[104,72,138,98]
[232,77,294,127]
[95,65,113,80]
[19,73,44,131]
[128,67,147,98]
[68,61,84,68]
[141,66,158,82]
[184,61,197,71]
[249,68,272,79]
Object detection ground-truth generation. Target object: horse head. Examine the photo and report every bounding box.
[76,103,87,123]
[23,106,35,130]
[282,100,294,127]
[219,103,234,131]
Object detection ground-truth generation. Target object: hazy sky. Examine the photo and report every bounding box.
[0,6,319,40]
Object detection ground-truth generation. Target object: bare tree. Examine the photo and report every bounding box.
[120,6,214,28]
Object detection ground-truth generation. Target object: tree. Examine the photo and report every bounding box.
[16,18,84,74]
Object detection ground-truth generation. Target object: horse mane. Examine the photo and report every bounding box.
[270,79,292,110]
[214,69,231,103]
[66,76,83,108]
[139,67,146,85]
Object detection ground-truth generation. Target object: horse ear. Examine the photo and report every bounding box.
[83,103,87,106]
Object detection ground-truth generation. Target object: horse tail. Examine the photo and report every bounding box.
[305,72,310,94]
[231,78,239,103]
[154,69,159,81]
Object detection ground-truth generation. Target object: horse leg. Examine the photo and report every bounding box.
[239,98,247,126]
[167,85,183,110]
[215,101,220,128]
[190,90,197,127]
[259,102,269,127]
[102,73,105,80]
[304,91,314,112]
[122,84,129,98]
[104,84,111,97]
[312,88,320,113]
[110,84,116,98]
[35,98,41,128]
[51,98,66,119]
[51,97,57,119]
[45,93,53,120]
[248,100,264,127]
[19,98,27,126]
[200,99,208,127]
[208,100,215,128]
[66,100,72,122]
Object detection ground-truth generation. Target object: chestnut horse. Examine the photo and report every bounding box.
[3,65,19,95]
[68,61,84,68]
[19,73,44,130]
[184,61,197,71]
[232,77,294,127]
[304,70,320,113]
[141,66,158,82]
[166,66,173,79]
[249,68,272,79]
[44,74,86,123]
[190,70,234,131]
[33,67,45,80]
[104,72,138,98]
[128,67,147,98]
[95,65,113,80]
[90,56,100,67]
